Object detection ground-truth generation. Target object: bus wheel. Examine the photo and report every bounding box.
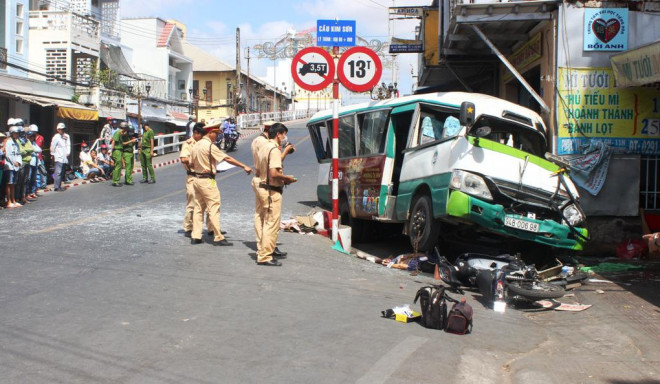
[408,194,440,251]
[340,198,366,243]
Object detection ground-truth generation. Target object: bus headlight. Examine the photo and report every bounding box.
[450,170,493,201]
[562,204,584,226]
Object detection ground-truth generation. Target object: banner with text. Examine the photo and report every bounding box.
[557,67,660,155]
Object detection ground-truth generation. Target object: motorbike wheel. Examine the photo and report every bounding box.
[507,280,566,300]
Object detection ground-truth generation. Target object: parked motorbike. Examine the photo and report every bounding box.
[222,131,239,152]
[434,249,567,305]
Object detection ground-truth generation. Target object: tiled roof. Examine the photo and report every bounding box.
[157,23,175,47]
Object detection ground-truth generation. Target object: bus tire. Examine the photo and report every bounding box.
[408,194,440,251]
[340,198,366,243]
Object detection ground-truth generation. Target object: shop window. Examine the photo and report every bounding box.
[641,156,660,211]
[357,109,389,156]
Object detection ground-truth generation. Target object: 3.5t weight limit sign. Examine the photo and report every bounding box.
[337,46,382,93]
[291,47,335,92]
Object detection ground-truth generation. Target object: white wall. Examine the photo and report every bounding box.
[5,0,30,78]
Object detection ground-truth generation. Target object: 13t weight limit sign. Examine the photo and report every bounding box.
[337,46,382,93]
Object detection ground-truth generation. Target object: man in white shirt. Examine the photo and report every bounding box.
[186,115,196,139]
[49,122,70,192]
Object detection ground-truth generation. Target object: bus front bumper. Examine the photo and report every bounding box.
[446,190,588,251]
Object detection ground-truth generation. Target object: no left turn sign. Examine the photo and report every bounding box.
[291,47,335,92]
[337,46,382,93]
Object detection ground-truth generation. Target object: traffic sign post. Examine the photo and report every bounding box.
[337,46,382,93]
[290,21,383,244]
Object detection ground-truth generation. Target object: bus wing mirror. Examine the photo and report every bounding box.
[460,102,475,127]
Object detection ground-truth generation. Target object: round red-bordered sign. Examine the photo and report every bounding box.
[291,47,335,92]
[337,46,382,93]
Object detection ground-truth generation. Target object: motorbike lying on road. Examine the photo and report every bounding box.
[434,249,573,306]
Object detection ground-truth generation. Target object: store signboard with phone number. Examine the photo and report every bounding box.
[557,67,660,155]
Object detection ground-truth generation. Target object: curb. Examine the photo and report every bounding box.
[41,129,261,192]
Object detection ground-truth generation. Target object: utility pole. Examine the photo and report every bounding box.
[246,47,250,113]
[235,27,241,117]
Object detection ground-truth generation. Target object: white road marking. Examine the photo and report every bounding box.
[356,335,427,384]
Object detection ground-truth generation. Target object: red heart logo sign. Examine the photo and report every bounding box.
[592,18,620,44]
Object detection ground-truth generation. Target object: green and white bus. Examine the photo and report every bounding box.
[307,92,588,251]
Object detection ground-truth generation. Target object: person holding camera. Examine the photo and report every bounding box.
[254,123,297,266]
[251,121,295,259]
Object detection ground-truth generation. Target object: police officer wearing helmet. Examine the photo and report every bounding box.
[111,121,131,186]
[121,122,137,185]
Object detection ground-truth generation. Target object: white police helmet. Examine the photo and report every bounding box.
[56,122,66,130]
[9,125,22,133]
[7,118,16,127]
[28,124,39,133]
[14,118,25,127]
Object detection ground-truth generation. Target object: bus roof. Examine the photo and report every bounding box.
[308,92,545,132]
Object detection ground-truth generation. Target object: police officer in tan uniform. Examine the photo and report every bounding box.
[255,123,297,266]
[251,121,295,258]
[180,123,204,237]
[190,123,252,246]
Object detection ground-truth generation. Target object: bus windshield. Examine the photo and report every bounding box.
[469,115,548,157]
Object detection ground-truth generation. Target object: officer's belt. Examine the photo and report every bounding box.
[196,173,215,179]
[259,183,283,194]
[186,171,196,176]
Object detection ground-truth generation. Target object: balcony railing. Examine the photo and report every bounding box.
[0,47,6,70]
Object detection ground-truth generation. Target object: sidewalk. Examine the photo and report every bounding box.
[42,127,262,192]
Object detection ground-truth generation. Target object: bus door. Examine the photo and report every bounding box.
[397,103,462,220]
[384,103,418,219]
[307,120,332,208]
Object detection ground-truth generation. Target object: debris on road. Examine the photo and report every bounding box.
[581,262,646,274]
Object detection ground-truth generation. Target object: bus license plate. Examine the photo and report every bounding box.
[504,217,539,233]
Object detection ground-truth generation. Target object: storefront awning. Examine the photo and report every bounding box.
[611,40,660,88]
[168,111,189,127]
[0,90,98,121]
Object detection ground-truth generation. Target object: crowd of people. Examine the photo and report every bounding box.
[0,116,158,209]
[0,118,47,208]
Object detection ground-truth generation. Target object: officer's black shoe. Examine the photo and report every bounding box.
[191,238,203,245]
[273,247,288,257]
[148,180,156,184]
[184,230,192,238]
[125,182,134,186]
[207,230,228,237]
[271,252,287,259]
[213,239,233,246]
[112,183,122,187]
[140,179,149,183]
[257,259,282,266]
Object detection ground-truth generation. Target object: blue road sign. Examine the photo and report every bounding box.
[316,20,356,47]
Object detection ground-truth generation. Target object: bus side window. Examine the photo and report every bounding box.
[339,115,357,158]
[417,107,461,146]
[358,110,389,155]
